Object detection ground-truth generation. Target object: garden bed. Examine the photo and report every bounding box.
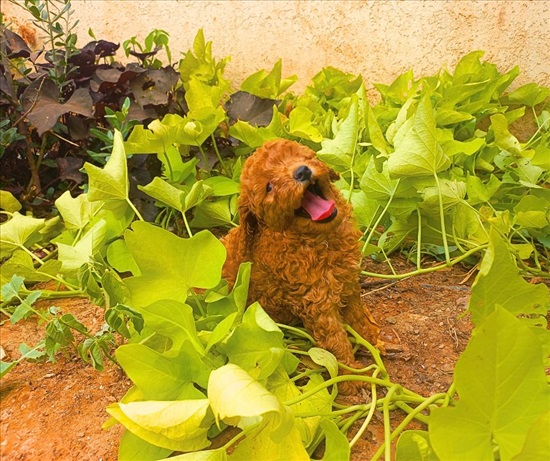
[1,257,474,460]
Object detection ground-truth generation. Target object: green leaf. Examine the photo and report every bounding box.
[0,190,22,213]
[224,303,286,380]
[1,274,25,302]
[203,176,240,197]
[502,83,550,107]
[55,191,101,230]
[186,77,229,111]
[430,307,550,461]
[139,177,185,211]
[116,343,208,400]
[190,198,235,229]
[441,138,485,157]
[308,347,338,379]
[84,130,129,201]
[317,95,359,171]
[161,448,227,461]
[387,95,450,177]
[490,114,522,156]
[0,212,45,257]
[229,410,309,461]
[106,239,140,275]
[241,59,297,99]
[123,223,226,306]
[228,120,278,149]
[132,300,204,355]
[419,179,466,216]
[208,363,280,425]
[468,228,549,327]
[367,103,389,156]
[288,106,323,142]
[513,195,550,230]
[0,361,17,378]
[106,399,212,452]
[465,174,501,205]
[57,219,107,274]
[117,430,173,461]
[321,419,351,461]
[395,430,438,461]
[511,411,550,461]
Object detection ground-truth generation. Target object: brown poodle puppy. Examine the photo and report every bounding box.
[221,139,381,390]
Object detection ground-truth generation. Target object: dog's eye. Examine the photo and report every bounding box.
[266,183,273,193]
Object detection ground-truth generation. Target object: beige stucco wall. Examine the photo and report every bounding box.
[3,0,549,95]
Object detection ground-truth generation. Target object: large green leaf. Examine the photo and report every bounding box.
[123,222,226,306]
[0,190,22,213]
[395,430,438,461]
[224,303,286,381]
[208,363,280,425]
[317,95,359,171]
[268,368,331,448]
[106,399,212,452]
[468,228,549,327]
[288,106,323,142]
[511,411,550,461]
[387,95,450,177]
[116,343,208,401]
[240,59,297,99]
[84,130,129,202]
[118,430,172,461]
[321,419,351,461]
[430,307,550,461]
[161,448,227,461]
[229,411,309,461]
[55,191,101,230]
[132,300,204,355]
[0,212,45,257]
[57,219,107,274]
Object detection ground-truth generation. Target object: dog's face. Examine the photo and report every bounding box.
[238,139,345,233]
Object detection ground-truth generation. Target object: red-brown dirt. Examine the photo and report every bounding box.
[1,257,474,461]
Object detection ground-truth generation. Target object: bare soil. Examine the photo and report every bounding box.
[0,257,474,461]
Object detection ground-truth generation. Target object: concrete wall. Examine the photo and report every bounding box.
[3,0,549,96]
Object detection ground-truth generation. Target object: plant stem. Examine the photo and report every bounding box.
[416,208,422,270]
[126,197,144,222]
[371,392,448,461]
[277,323,316,343]
[182,212,193,237]
[197,145,210,174]
[349,369,380,448]
[433,173,451,265]
[210,134,228,173]
[361,244,487,280]
[383,385,399,461]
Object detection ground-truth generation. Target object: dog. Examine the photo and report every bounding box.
[221,139,382,392]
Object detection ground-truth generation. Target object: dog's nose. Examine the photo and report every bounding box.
[293,165,312,182]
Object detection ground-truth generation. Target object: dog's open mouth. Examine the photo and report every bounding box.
[296,183,337,222]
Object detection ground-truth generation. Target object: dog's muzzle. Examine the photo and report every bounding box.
[293,167,338,222]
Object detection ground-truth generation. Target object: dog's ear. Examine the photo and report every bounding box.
[329,168,340,182]
[237,193,259,237]
[222,194,258,286]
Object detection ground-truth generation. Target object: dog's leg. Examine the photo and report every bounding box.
[343,292,384,353]
[300,310,364,395]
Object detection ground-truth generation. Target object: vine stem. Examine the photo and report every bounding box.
[126,197,144,222]
[433,173,451,265]
[361,244,488,280]
[182,212,193,237]
[371,392,448,461]
[349,369,380,448]
[210,134,228,173]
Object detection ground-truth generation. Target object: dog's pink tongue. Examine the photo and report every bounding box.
[302,190,336,221]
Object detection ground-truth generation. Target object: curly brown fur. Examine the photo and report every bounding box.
[221,139,382,393]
